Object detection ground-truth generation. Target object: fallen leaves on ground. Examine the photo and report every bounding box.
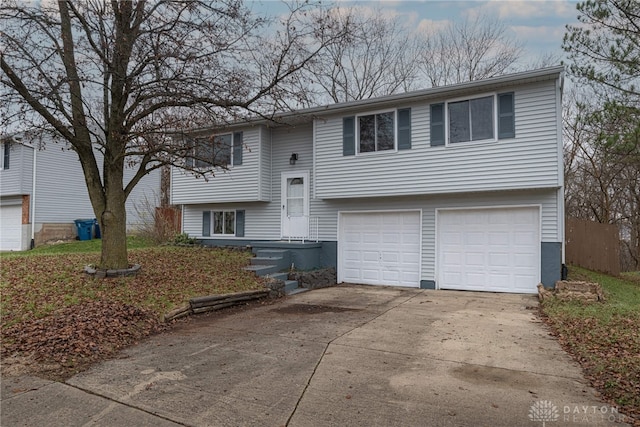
[0,246,265,379]
[1,301,164,380]
[541,309,640,426]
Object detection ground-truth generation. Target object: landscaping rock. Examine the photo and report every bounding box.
[264,277,286,297]
[288,267,337,290]
[538,281,606,303]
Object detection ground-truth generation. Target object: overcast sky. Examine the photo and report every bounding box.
[252,0,582,66]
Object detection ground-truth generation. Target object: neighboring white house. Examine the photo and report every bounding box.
[0,133,161,251]
[171,66,566,293]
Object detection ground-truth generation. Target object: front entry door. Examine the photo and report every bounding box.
[281,171,309,239]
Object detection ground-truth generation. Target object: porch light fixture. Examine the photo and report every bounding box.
[289,153,298,165]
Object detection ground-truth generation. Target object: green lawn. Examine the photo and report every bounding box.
[541,266,640,421]
[0,235,153,257]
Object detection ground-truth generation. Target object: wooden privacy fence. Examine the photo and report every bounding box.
[565,218,620,275]
[155,207,182,236]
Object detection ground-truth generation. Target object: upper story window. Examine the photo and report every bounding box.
[194,133,232,167]
[343,108,411,156]
[188,131,243,168]
[1,141,10,170]
[449,96,494,143]
[430,92,514,147]
[358,111,395,153]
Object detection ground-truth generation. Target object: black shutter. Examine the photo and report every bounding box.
[498,92,515,139]
[3,141,9,169]
[397,108,412,150]
[430,103,445,146]
[343,116,355,156]
[235,210,245,237]
[202,211,211,237]
[233,131,243,165]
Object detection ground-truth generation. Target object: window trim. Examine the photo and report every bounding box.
[208,210,236,236]
[1,141,10,170]
[444,92,499,147]
[192,132,234,168]
[355,108,398,155]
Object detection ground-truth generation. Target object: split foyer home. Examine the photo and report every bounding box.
[171,66,566,293]
[0,133,161,251]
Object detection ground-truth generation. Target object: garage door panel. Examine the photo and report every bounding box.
[488,252,510,266]
[382,252,399,263]
[466,232,487,245]
[339,211,420,287]
[438,207,539,294]
[0,205,23,251]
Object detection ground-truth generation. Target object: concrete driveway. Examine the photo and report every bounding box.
[1,285,628,426]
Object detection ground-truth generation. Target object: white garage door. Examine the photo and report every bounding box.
[0,204,23,251]
[339,211,421,287]
[437,207,540,293]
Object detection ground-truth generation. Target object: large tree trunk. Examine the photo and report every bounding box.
[97,137,128,270]
[99,193,128,270]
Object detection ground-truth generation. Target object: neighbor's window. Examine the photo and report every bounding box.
[213,211,235,235]
[194,133,232,167]
[358,111,395,153]
[448,95,494,143]
[1,141,10,170]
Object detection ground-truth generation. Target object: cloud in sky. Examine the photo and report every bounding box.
[467,0,578,21]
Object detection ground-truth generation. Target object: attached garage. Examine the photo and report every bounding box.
[338,211,421,287]
[0,203,24,251]
[437,206,540,293]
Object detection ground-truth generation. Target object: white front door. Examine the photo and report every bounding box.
[281,171,309,239]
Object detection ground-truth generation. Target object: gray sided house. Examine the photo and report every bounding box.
[171,66,565,293]
[0,133,161,251]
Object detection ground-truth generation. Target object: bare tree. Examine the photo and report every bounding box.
[417,13,523,87]
[301,6,420,104]
[562,0,640,270]
[1,0,347,269]
[563,88,640,270]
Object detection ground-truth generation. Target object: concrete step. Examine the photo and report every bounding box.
[255,249,290,259]
[243,264,280,276]
[251,256,287,266]
[269,272,290,281]
[284,280,299,294]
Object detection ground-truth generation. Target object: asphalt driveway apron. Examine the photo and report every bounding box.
[1,285,628,426]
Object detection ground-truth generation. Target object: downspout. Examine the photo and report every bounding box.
[30,144,37,249]
[557,72,567,279]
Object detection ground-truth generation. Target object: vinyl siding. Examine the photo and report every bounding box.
[182,123,315,240]
[314,80,560,199]
[259,125,272,202]
[31,139,160,228]
[182,188,560,282]
[171,126,267,204]
[0,143,33,196]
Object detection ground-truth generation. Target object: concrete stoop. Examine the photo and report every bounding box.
[244,249,306,295]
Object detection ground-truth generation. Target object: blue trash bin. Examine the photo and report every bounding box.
[74,219,94,241]
[93,219,101,239]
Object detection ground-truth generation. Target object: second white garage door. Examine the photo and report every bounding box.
[339,211,421,287]
[437,207,540,293]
